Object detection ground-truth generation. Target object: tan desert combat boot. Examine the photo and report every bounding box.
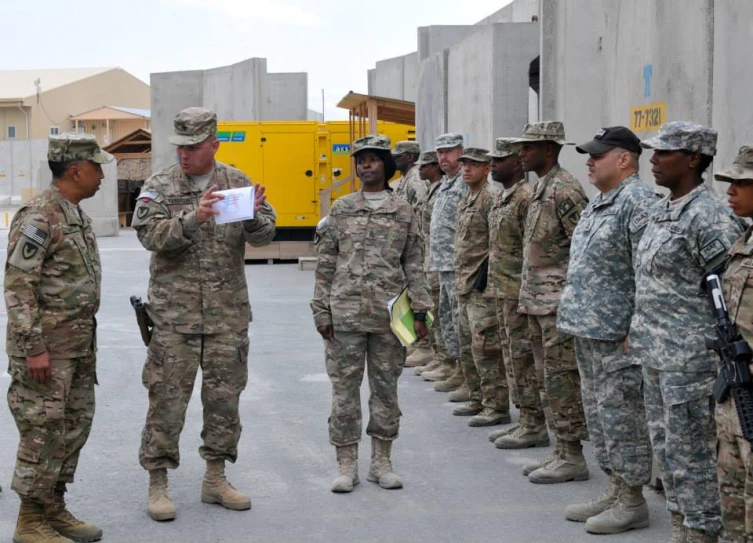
[201,459,252,510]
[147,469,176,521]
[367,438,403,489]
[45,485,103,542]
[14,498,73,543]
[528,439,589,484]
[331,444,359,493]
[585,483,649,534]
[565,475,621,522]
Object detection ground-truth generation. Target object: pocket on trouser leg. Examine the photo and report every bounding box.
[142,341,166,391]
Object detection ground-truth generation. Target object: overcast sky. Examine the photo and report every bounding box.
[1,0,513,120]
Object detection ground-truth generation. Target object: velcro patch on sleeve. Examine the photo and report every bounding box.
[21,224,49,247]
[630,210,649,232]
[137,191,159,201]
[557,197,575,217]
[700,239,726,263]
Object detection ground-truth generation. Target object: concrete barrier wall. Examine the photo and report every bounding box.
[403,52,419,102]
[418,25,480,62]
[476,0,538,24]
[539,0,745,197]
[0,139,49,204]
[265,73,307,121]
[416,50,448,150]
[374,55,406,99]
[151,58,307,173]
[447,23,539,149]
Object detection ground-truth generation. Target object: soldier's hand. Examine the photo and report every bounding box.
[197,185,224,223]
[26,352,51,382]
[317,325,335,341]
[253,184,267,214]
[414,321,429,340]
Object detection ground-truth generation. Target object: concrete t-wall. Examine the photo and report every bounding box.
[265,73,307,121]
[540,0,717,196]
[418,25,481,62]
[447,23,539,149]
[416,50,448,150]
[150,70,204,173]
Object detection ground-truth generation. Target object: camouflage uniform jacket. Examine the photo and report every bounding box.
[420,180,443,274]
[311,191,432,332]
[488,179,532,300]
[390,165,429,215]
[429,170,468,272]
[631,183,743,372]
[720,226,753,436]
[519,164,588,315]
[558,174,658,340]
[455,183,499,297]
[5,185,100,358]
[132,161,277,334]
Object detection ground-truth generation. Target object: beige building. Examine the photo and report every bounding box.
[0,67,149,143]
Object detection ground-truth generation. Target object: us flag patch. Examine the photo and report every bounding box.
[22,224,48,246]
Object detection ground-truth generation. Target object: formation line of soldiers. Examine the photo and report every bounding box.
[312,120,753,543]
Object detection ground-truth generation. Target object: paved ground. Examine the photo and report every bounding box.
[0,230,672,542]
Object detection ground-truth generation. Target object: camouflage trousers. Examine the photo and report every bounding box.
[325,331,404,446]
[139,329,250,471]
[496,298,543,421]
[574,337,651,486]
[716,397,753,541]
[643,366,721,536]
[527,313,588,442]
[458,291,508,411]
[438,271,460,360]
[7,355,96,504]
[428,272,452,365]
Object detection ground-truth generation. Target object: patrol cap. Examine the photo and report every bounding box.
[392,141,421,156]
[169,107,217,146]
[458,148,492,164]
[640,121,717,156]
[509,121,571,145]
[487,138,520,159]
[714,146,753,182]
[434,133,464,150]
[351,134,391,156]
[415,150,438,166]
[47,133,114,164]
[576,126,642,155]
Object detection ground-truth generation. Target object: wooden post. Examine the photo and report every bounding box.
[367,98,378,135]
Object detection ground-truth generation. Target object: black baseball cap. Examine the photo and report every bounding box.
[576,126,642,156]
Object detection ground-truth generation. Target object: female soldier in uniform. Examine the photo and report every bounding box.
[632,122,744,543]
[714,145,753,542]
[311,134,431,493]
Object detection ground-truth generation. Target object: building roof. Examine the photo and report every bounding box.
[104,128,151,156]
[0,67,116,100]
[71,105,151,121]
[337,91,415,125]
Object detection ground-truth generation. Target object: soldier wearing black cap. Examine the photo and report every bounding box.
[557,126,658,534]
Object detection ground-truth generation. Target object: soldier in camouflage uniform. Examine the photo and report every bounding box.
[451,148,510,427]
[714,146,753,543]
[413,151,454,378]
[132,108,277,521]
[557,127,657,534]
[425,134,469,392]
[511,121,591,484]
[391,142,431,368]
[6,133,112,543]
[633,122,744,543]
[390,141,428,215]
[484,139,548,450]
[311,134,431,493]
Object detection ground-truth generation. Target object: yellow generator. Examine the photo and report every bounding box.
[215,120,415,241]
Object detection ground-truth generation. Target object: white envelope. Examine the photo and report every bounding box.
[212,186,255,224]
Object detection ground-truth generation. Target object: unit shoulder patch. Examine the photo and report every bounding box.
[700,239,726,263]
[557,197,575,218]
[630,210,649,232]
[137,191,159,201]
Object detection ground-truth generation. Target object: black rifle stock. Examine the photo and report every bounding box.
[704,273,753,442]
[130,296,153,347]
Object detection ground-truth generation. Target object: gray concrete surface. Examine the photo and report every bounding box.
[0,139,48,205]
[416,50,448,150]
[447,23,538,149]
[266,73,308,122]
[0,229,674,542]
[476,0,539,25]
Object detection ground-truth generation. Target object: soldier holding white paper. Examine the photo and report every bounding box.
[131,107,277,522]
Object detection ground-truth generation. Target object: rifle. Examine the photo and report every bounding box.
[130,295,153,347]
[704,273,753,442]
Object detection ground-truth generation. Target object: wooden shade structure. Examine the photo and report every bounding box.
[336,91,415,145]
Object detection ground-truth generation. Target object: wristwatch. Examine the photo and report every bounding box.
[414,312,427,322]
